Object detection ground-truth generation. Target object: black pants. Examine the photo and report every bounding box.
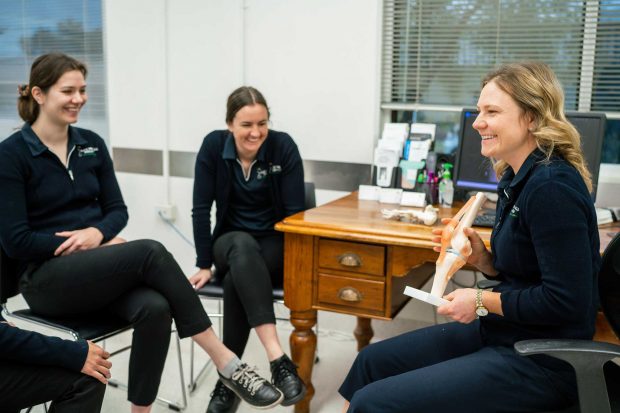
[339,321,577,413]
[213,231,283,358]
[20,239,212,406]
[0,360,105,413]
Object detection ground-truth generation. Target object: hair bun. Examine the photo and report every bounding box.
[18,84,30,98]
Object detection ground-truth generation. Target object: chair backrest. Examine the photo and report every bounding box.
[0,248,20,305]
[304,182,316,210]
[599,232,620,339]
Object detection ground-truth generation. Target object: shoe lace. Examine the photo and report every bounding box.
[231,364,267,396]
[211,380,233,401]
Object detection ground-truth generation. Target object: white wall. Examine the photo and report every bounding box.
[104,0,168,150]
[104,0,381,155]
[243,0,381,163]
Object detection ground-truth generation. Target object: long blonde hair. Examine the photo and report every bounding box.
[482,62,592,192]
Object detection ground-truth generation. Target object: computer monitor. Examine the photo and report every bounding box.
[453,109,606,201]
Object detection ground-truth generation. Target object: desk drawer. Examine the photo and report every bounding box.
[318,239,385,276]
[317,273,385,313]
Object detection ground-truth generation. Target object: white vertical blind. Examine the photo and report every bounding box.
[0,0,107,140]
[382,0,620,113]
[592,1,620,112]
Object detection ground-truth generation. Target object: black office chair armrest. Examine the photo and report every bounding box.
[515,339,620,413]
[515,338,620,358]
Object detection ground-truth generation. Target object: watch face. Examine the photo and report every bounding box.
[476,307,489,317]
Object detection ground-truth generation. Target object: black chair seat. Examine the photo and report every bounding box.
[272,287,284,301]
[12,309,131,341]
[606,361,620,412]
[197,277,284,301]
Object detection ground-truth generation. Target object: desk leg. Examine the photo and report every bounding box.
[290,309,317,413]
[354,317,373,351]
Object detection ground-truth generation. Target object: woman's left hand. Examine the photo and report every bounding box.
[54,227,104,256]
[437,288,478,324]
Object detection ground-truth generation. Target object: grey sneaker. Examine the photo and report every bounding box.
[219,363,283,409]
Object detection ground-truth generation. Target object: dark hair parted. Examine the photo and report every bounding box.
[18,53,87,124]
[482,61,592,192]
[225,86,270,124]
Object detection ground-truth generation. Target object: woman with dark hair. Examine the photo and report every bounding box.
[339,62,600,413]
[191,86,306,412]
[0,53,283,413]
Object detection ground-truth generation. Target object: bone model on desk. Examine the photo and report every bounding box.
[381,205,438,226]
[404,192,487,306]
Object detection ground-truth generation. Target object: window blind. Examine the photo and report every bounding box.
[592,1,620,112]
[382,0,620,113]
[0,0,107,140]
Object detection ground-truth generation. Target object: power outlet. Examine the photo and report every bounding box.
[156,204,177,222]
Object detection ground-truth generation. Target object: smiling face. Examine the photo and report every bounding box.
[473,80,537,173]
[33,70,87,127]
[227,103,269,160]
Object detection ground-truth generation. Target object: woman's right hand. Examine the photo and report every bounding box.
[431,218,497,275]
[54,227,104,256]
[81,341,112,384]
[189,268,212,290]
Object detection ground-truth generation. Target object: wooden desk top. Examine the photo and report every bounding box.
[276,191,620,253]
[276,191,492,249]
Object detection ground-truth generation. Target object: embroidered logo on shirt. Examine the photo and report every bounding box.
[78,146,99,157]
[256,167,268,180]
[269,165,282,174]
[509,205,520,218]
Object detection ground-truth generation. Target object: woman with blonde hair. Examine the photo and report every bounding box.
[339,61,600,413]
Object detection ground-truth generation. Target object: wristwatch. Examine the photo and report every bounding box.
[475,289,489,317]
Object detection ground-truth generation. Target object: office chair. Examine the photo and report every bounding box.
[187,182,317,393]
[514,231,620,413]
[0,249,188,411]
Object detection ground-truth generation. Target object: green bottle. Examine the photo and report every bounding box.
[439,163,454,206]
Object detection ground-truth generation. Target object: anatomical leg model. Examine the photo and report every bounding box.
[430,192,487,296]
[404,192,487,306]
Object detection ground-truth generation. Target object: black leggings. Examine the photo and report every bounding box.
[20,239,212,406]
[213,231,283,358]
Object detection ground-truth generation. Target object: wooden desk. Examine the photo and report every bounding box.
[275,192,492,413]
[276,192,620,413]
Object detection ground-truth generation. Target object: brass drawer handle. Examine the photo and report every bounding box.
[338,253,362,267]
[338,287,363,302]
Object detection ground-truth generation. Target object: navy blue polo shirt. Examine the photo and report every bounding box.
[221,136,278,233]
[1,312,88,372]
[0,124,128,269]
[481,150,600,346]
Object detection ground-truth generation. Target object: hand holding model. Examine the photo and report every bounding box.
[403,192,486,306]
[430,192,487,297]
